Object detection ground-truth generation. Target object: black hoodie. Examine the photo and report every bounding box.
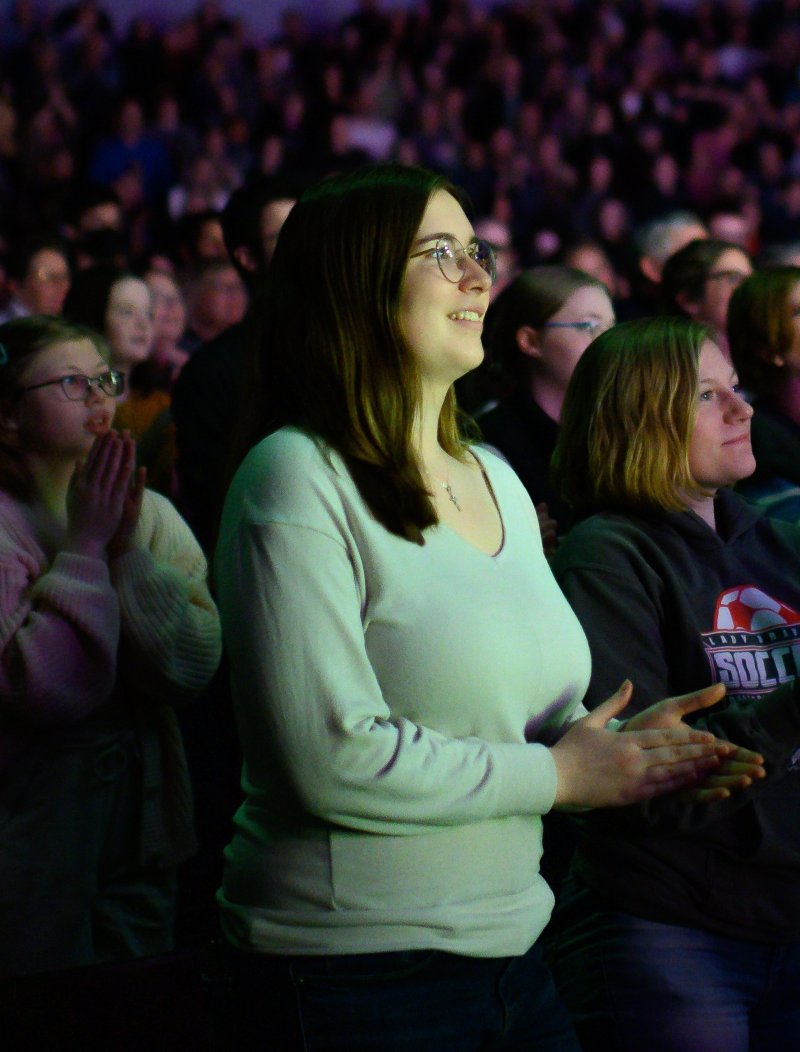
[552,489,800,943]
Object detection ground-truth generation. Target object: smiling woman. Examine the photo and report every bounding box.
[211,166,753,1051]
[547,315,800,1050]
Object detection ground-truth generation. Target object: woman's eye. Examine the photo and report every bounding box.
[699,390,714,401]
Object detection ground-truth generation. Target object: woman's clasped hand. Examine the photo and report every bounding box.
[551,680,765,808]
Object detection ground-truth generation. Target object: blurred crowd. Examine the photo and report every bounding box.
[4,0,800,303]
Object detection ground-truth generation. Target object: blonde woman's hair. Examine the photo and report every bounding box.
[553,316,711,513]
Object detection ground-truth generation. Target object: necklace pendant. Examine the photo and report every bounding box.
[443,481,462,512]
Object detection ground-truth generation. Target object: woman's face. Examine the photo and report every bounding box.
[105,276,154,367]
[146,271,187,346]
[688,340,755,491]
[18,248,71,316]
[694,248,752,335]
[534,285,616,393]
[399,189,492,392]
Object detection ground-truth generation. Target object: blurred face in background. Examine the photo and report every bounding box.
[696,247,752,336]
[146,270,187,348]
[105,276,154,367]
[17,248,71,315]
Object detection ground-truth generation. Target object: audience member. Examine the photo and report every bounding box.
[660,236,753,360]
[631,210,709,313]
[548,315,798,1051]
[728,266,800,520]
[0,314,221,977]
[63,265,154,391]
[210,163,740,1052]
[0,235,72,322]
[182,258,246,349]
[145,266,190,390]
[477,266,615,538]
[171,177,298,552]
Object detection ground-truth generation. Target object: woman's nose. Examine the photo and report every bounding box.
[728,391,753,418]
[459,255,492,292]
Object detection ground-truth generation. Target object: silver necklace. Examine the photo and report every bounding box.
[427,468,462,512]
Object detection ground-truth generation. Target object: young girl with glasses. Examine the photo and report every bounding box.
[211,165,759,1051]
[0,315,221,977]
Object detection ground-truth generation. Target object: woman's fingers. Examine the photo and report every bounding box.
[586,681,634,726]
[660,682,727,719]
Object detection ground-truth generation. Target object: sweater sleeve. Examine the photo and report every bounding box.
[217,510,558,838]
[0,542,119,727]
[109,490,222,702]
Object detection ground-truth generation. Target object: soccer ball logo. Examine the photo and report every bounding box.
[714,586,800,633]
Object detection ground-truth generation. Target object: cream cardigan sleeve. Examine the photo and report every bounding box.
[110,489,222,702]
[0,497,119,727]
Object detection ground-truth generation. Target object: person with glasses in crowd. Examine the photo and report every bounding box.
[475,266,616,545]
[660,237,753,362]
[0,315,221,977]
[211,165,756,1051]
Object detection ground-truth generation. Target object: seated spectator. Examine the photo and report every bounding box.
[88,97,173,209]
[63,266,174,483]
[548,315,799,1051]
[145,267,190,391]
[171,177,298,554]
[0,235,71,322]
[64,186,128,269]
[182,258,246,352]
[0,315,221,978]
[629,209,708,315]
[175,209,228,273]
[63,264,154,396]
[561,239,628,302]
[727,267,800,520]
[475,266,615,540]
[660,237,753,360]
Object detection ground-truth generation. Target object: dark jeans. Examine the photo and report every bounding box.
[548,897,800,1052]
[0,736,176,978]
[208,940,580,1051]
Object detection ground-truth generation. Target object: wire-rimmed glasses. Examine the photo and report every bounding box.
[20,370,126,401]
[411,235,497,286]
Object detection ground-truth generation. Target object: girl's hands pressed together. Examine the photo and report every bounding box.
[108,431,146,559]
[65,430,136,560]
